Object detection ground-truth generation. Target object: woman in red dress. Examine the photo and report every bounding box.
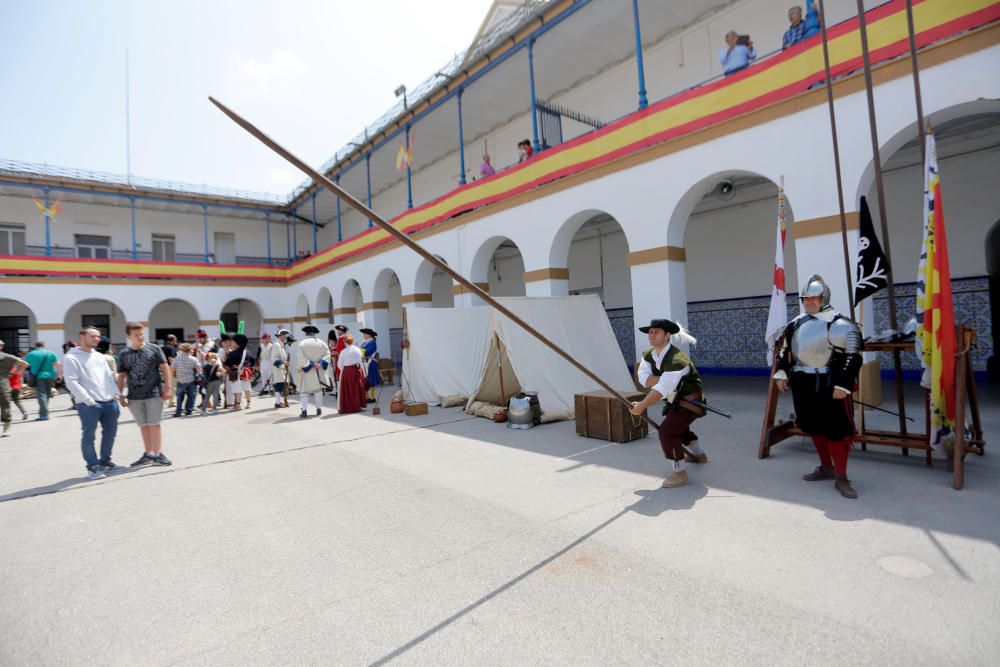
[336,334,367,414]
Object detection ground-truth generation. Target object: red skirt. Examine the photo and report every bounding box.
[338,365,367,414]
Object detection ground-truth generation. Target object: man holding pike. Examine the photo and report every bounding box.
[630,318,708,489]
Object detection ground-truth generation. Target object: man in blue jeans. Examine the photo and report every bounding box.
[24,341,61,421]
[63,327,122,480]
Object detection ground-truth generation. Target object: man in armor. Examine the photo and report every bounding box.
[774,274,863,499]
[629,318,707,489]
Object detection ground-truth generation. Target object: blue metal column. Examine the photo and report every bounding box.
[265,211,272,265]
[291,206,298,259]
[335,175,343,241]
[286,213,292,265]
[631,0,648,109]
[311,192,318,253]
[43,187,51,256]
[202,204,209,262]
[457,88,467,184]
[366,153,373,228]
[528,39,541,153]
[405,124,413,208]
[130,196,137,259]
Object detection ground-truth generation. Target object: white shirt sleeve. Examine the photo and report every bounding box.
[636,358,654,387]
[651,367,690,401]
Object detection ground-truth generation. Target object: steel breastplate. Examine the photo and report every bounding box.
[790,317,833,369]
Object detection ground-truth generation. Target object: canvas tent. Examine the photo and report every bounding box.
[402,296,634,420]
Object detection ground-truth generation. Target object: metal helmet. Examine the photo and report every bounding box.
[800,274,831,308]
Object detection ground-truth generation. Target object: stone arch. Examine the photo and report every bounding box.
[470,235,526,298]
[220,298,264,341]
[148,298,200,344]
[853,99,1000,206]
[413,256,455,308]
[672,171,798,370]
[339,279,363,317]
[0,298,38,354]
[315,287,334,325]
[63,299,128,346]
[294,294,311,325]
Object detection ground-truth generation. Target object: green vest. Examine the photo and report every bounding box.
[642,345,705,417]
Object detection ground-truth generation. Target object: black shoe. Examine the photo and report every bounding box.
[316,408,322,416]
[153,453,172,466]
[98,461,126,473]
[130,453,157,467]
[803,466,835,482]
[300,410,308,418]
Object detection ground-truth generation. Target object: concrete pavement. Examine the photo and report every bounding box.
[1,378,997,665]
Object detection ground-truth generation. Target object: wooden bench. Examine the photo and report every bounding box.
[378,358,396,385]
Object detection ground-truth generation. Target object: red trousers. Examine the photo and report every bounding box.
[657,408,698,462]
[812,435,850,477]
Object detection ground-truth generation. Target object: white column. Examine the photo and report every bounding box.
[628,254,687,363]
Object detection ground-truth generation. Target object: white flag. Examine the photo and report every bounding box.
[765,187,788,364]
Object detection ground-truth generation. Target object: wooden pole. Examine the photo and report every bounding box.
[816,0,855,317]
[904,0,927,168]
[855,1,908,433]
[209,96,661,429]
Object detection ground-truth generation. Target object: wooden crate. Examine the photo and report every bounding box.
[574,391,648,443]
[404,402,428,416]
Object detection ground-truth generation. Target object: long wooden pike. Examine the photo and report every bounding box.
[208,96,661,429]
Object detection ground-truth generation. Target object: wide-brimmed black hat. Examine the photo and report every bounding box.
[334,324,348,333]
[232,333,248,347]
[302,325,320,335]
[359,328,377,337]
[638,318,680,334]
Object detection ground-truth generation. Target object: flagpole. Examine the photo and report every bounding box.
[856,0,908,433]
[815,0,854,317]
[125,49,132,186]
[904,0,927,167]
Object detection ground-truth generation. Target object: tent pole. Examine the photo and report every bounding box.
[210,96,662,430]
[496,332,507,407]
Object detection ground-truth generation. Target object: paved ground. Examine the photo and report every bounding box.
[1,377,998,665]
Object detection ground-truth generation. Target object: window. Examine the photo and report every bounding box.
[214,232,235,264]
[75,234,111,259]
[152,234,175,262]
[220,312,238,335]
[0,223,26,255]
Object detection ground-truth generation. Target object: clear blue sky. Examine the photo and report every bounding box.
[0,0,495,197]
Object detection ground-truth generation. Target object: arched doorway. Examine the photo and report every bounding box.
[679,172,797,372]
[554,210,634,363]
[315,287,334,328]
[0,299,37,354]
[372,268,404,369]
[148,299,199,344]
[339,279,363,320]
[414,256,455,308]
[471,236,526,302]
[220,298,264,344]
[64,299,127,347]
[858,107,1000,379]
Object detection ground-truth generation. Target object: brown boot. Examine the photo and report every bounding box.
[835,476,858,499]
[803,466,834,481]
[661,469,689,488]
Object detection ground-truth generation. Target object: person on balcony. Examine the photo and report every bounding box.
[719,30,756,75]
[517,139,534,163]
[782,5,809,50]
[479,154,496,178]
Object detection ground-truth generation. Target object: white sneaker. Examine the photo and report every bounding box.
[86,467,107,480]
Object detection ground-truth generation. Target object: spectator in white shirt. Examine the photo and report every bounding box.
[63,326,123,480]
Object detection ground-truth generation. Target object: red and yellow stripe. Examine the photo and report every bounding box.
[3,0,998,283]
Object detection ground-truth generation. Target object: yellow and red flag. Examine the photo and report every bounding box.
[915,131,956,450]
[394,133,415,172]
[33,198,62,218]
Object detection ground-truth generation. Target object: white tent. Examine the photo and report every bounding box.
[402,296,634,420]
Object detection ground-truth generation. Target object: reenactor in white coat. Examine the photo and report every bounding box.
[296,325,331,418]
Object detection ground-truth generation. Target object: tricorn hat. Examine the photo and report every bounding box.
[275,328,290,337]
[334,324,348,333]
[232,333,248,347]
[303,324,320,335]
[359,328,377,337]
[638,318,680,334]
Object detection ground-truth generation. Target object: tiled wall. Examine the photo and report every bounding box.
[673,276,992,374]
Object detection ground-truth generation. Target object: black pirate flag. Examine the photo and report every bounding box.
[854,196,890,303]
